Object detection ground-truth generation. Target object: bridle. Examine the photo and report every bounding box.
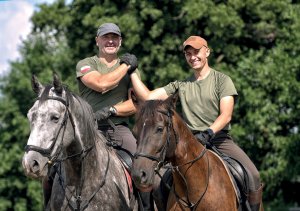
[134,109,174,170]
[134,108,209,210]
[24,91,108,211]
[24,95,78,165]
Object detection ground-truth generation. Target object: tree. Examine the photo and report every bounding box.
[0,0,299,210]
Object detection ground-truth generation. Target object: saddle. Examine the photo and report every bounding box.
[115,148,133,173]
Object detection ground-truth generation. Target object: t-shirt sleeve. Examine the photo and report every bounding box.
[76,58,97,78]
[163,81,180,96]
[220,76,238,101]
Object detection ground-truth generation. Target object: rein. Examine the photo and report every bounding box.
[159,149,209,211]
[134,108,210,210]
[58,146,111,211]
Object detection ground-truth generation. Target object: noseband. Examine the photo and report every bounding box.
[25,94,76,164]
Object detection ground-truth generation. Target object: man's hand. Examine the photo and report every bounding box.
[120,53,138,74]
[94,106,117,121]
[195,129,215,147]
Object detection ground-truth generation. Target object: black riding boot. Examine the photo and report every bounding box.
[140,191,154,211]
[248,184,263,211]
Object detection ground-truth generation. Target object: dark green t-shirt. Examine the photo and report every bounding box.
[76,55,140,126]
[163,69,238,132]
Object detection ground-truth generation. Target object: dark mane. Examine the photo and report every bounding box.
[72,94,101,145]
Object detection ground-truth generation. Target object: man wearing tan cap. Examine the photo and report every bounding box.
[130,35,263,211]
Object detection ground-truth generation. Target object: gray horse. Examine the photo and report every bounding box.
[22,74,138,211]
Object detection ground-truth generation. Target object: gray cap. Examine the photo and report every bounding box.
[97,23,121,37]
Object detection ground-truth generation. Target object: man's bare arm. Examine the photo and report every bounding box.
[130,72,168,101]
[81,64,129,93]
[209,96,234,133]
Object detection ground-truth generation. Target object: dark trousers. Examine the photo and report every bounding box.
[212,131,261,191]
[98,124,137,155]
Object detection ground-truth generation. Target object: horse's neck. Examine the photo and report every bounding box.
[171,133,210,199]
[64,103,102,185]
[174,134,205,164]
[173,113,205,168]
[63,144,100,185]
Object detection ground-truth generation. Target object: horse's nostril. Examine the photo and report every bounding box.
[140,170,147,183]
[31,160,40,174]
[141,170,146,177]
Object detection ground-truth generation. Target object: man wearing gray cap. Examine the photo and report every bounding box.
[75,23,154,211]
[76,22,137,154]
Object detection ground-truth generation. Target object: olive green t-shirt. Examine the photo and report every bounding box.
[76,55,140,126]
[163,69,238,132]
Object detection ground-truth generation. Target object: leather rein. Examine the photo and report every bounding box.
[134,109,209,210]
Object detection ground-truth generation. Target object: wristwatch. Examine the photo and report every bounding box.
[109,106,117,116]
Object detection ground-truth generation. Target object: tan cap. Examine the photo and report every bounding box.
[183,36,208,50]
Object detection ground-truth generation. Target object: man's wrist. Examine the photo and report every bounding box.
[109,106,117,116]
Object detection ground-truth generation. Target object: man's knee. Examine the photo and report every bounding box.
[252,169,261,190]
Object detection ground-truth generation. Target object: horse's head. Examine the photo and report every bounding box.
[131,92,179,191]
[22,73,79,179]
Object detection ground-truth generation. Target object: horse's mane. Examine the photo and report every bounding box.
[72,94,102,145]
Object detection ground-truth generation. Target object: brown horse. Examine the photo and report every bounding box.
[131,93,238,211]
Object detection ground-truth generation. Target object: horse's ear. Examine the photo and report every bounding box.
[53,72,63,94]
[31,74,43,95]
[165,90,179,110]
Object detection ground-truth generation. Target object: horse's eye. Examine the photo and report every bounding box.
[156,126,164,133]
[50,115,60,123]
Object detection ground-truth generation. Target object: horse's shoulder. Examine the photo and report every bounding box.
[208,150,239,198]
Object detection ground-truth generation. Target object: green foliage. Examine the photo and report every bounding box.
[0,0,300,210]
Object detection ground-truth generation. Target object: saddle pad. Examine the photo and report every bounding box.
[122,164,133,194]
